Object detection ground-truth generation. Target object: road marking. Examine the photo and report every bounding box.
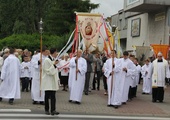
[0,114,169,120]
[0,109,31,112]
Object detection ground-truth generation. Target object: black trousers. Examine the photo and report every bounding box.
[21,77,29,91]
[152,87,164,102]
[45,91,56,112]
[96,71,101,90]
[128,86,133,100]
[103,74,107,91]
[84,72,91,93]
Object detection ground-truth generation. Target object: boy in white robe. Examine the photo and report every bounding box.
[119,51,136,104]
[141,59,152,94]
[104,50,122,108]
[31,47,49,104]
[133,58,141,97]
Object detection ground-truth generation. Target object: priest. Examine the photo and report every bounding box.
[151,52,168,103]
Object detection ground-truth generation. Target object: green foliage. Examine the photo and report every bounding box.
[0,0,99,51]
[0,33,70,52]
[0,0,99,38]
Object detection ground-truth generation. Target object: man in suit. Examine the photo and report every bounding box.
[82,49,93,95]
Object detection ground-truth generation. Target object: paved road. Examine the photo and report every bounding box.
[0,110,170,120]
[0,82,170,119]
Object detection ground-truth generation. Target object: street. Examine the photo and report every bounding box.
[0,83,170,119]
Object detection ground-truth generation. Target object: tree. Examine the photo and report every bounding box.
[0,0,99,38]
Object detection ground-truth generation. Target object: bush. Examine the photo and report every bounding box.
[0,33,70,52]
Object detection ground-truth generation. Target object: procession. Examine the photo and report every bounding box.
[0,0,170,119]
[0,42,169,116]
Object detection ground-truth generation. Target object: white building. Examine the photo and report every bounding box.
[111,0,170,51]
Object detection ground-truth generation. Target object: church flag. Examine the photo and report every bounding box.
[76,12,102,52]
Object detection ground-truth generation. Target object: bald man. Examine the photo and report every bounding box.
[151,52,169,103]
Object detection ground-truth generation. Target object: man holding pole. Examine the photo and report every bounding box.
[31,46,49,105]
[68,50,87,104]
[104,50,122,108]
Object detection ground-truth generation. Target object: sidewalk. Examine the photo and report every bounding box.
[0,83,170,117]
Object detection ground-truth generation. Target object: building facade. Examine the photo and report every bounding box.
[111,0,170,51]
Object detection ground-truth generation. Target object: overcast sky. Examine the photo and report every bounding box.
[90,0,124,18]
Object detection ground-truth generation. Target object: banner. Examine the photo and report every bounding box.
[136,46,151,65]
[76,12,102,52]
[99,20,114,55]
[151,44,169,59]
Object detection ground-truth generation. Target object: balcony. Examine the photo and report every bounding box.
[124,0,170,12]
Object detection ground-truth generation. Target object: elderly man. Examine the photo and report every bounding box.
[68,50,87,104]
[151,52,168,103]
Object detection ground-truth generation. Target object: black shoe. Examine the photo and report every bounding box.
[26,90,29,92]
[51,111,59,115]
[0,97,2,102]
[32,101,38,104]
[122,102,126,105]
[75,101,81,105]
[9,100,13,105]
[152,99,156,103]
[39,101,45,105]
[142,92,145,94]
[45,111,50,115]
[69,100,72,103]
[113,105,119,109]
[159,100,163,103]
[107,104,113,107]
[85,92,88,95]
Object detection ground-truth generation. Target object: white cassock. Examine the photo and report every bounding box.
[135,64,141,86]
[69,57,87,102]
[104,58,122,105]
[0,54,21,99]
[130,63,137,88]
[31,53,47,101]
[141,63,152,94]
[119,58,136,103]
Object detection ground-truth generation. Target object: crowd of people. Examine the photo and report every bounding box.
[0,47,169,115]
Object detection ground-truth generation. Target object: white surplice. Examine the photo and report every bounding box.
[119,58,136,103]
[104,57,122,105]
[31,53,47,101]
[152,59,168,87]
[0,54,21,99]
[141,63,152,93]
[68,57,87,102]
